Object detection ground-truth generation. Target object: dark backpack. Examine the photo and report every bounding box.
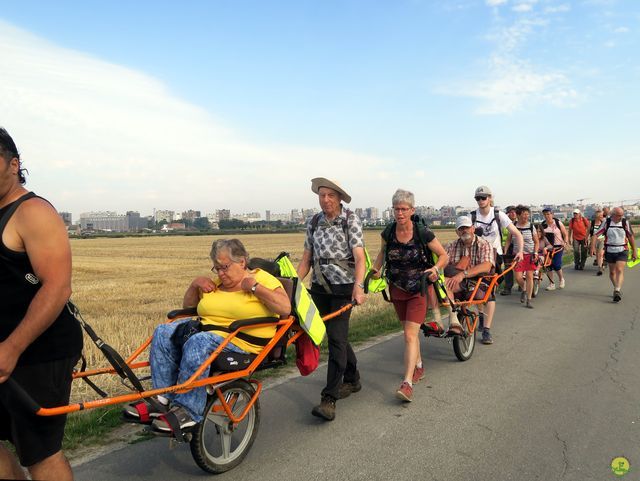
[471,207,503,243]
[540,217,563,245]
[381,214,435,268]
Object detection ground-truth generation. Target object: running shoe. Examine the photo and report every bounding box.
[151,406,197,434]
[613,290,622,303]
[481,328,493,345]
[396,382,413,402]
[412,366,425,384]
[545,283,556,291]
[559,279,565,289]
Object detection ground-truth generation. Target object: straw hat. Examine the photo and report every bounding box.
[311,177,352,203]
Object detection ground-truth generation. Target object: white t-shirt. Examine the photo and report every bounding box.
[473,209,513,255]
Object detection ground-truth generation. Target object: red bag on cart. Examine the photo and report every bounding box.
[295,332,320,376]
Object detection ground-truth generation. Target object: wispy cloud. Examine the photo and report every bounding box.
[544,4,571,13]
[486,0,508,6]
[439,56,578,114]
[437,1,577,114]
[0,20,395,216]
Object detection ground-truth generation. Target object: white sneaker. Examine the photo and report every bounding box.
[545,283,556,291]
[559,279,565,289]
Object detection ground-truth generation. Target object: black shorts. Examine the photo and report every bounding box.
[605,250,628,263]
[0,356,78,467]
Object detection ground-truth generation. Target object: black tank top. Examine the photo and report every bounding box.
[0,192,82,365]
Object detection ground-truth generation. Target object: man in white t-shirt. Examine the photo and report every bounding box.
[471,186,524,345]
[591,206,637,302]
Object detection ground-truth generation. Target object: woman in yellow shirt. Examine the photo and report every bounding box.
[124,239,290,434]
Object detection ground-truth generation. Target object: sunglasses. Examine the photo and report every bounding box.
[474,196,488,201]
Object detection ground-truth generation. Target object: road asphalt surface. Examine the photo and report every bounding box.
[73,265,640,481]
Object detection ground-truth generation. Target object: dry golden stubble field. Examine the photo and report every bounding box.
[69,229,457,399]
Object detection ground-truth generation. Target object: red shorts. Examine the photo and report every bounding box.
[390,285,427,324]
[515,253,537,272]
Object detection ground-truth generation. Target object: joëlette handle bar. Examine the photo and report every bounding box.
[449,260,518,307]
[542,247,564,268]
[2,378,40,415]
[6,315,296,417]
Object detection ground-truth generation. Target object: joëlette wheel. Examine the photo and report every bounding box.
[190,379,260,474]
[453,315,476,362]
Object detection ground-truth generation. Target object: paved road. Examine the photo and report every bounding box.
[74,266,640,481]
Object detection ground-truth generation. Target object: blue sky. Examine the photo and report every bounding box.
[1,0,638,219]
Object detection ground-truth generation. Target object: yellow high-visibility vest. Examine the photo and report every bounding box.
[276,255,326,345]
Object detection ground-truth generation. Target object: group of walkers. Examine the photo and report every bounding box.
[0,124,637,480]
[299,179,637,414]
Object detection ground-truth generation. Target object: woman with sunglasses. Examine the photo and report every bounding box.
[123,238,291,433]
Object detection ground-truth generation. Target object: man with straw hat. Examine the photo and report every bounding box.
[297,178,366,421]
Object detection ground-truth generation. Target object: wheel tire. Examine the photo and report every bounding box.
[190,379,260,474]
[453,315,476,362]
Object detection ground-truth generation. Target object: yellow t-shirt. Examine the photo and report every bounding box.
[197,269,283,354]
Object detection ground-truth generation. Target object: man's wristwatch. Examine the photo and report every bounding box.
[357,282,365,289]
[250,282,259,293]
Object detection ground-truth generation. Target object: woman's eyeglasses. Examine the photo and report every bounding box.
[393,207,412,213]
[211,263,232,273]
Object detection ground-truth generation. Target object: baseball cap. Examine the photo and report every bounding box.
[573,209,580,214]
[474,185,492,197]
[455,216,473,229]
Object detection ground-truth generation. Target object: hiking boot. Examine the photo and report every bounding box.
[596,269,603,276]
[500,288,511,296]
[481,328,493,345]
[520,291,526,303]
[311,396,336,421]
[545,283,556,291]
[412,366,425,384]
[151,405,197,435]
[559,279,565,289]
[338,380,362,399]
[613,290,622,303]
[525,300,534,309]
[395,382,413,402]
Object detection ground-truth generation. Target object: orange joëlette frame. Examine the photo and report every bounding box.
[542,247,563,268]
[444,261,517,333]
[22,302,356,422]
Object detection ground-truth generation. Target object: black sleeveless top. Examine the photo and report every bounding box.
[0,192,82,365]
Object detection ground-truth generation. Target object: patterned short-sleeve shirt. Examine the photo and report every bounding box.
[445,235,494,270]
[304,207,364,285]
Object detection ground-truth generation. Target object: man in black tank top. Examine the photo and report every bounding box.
[0,128,81,481]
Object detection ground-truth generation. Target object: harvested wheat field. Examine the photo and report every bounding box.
[69,229,456,399]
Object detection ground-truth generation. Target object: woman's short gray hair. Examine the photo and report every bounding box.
[210,238,250,265]
[391,189,415,208]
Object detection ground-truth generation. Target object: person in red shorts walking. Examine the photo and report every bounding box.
[505,205,539,308]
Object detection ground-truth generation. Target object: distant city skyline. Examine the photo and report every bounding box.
[64,198,640,227]
[2,1,638,215]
